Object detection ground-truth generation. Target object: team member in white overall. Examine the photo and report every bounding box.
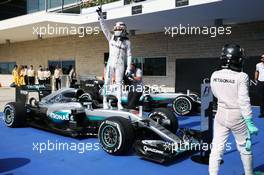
[97,8,132,110]
[209,44,259,175]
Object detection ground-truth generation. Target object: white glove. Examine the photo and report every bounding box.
[125,69,131,76]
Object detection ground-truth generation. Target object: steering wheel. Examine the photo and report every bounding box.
[78,93,93,104]
[29,97,39,107]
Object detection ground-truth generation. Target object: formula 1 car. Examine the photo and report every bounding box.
[3,85,199,163]
[80,78,200,116]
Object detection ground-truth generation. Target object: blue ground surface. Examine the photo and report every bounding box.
[0,108,263,175]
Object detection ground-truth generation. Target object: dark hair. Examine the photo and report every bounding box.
[131,63,137,69]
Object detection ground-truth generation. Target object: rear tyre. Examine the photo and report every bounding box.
[149,108,178,133]
[3,102,26,127]
[173,95,193,116]
[98,117,135,155]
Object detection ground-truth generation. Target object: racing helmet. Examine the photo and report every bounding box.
[220,44,245,72]
[113,22,127,37]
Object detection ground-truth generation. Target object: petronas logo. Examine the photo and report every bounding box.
[49,111,70,121]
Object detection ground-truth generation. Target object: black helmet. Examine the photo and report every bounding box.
[220,44,245,72]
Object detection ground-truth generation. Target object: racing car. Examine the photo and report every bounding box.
[80,78,200,116]
[3,85,199,163]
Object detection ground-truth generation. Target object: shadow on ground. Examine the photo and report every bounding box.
[0,158,31,173]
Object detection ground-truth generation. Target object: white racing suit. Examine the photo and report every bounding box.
[209,69,253,175]
[99,17,132,109]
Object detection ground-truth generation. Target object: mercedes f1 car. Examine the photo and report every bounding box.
[3,85,199,163]
[80,79,200,116]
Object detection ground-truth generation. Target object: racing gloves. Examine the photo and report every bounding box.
[243,116,259,135]
[243,116,258,152]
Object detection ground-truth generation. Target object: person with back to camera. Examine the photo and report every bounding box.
[97,7,132,110]
[209,44,261,175]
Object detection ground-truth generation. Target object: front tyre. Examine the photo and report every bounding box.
[149,108,178,133]
[3,102,26,127]
[173,95,193,116]
[98,117,135,155]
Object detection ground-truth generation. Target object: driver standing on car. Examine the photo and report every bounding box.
[209,44,259,175]
[97,8,132,110]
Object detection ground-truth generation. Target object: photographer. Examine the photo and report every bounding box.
[255,53,264,118]
[126,64,144,109]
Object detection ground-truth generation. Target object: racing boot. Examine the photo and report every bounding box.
[117,102,124,110]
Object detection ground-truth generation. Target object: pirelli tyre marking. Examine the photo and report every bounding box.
[173,96,193,116]
[98,117,135,155]
[99,120,122,153]
[3,102,26,127]
[4,105,14,126]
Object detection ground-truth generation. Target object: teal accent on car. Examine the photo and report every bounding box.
[151,97,171,101]
[121,97,128,103]
[87,116,106,121]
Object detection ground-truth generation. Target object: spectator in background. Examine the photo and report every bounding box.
[69,65,77,87]
[37,67,45,85]
[28,65,35,85]
[17,65,25,86]
[37,65,42,84]
[54,65,62,90]
[23,65,28,85]
[11,65,18,87]
[255,53,264,118]
[44,68,51,85]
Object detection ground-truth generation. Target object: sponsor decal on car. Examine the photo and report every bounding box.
[20,90,28,95]
[105,120,119,127]
[48,111,70,121]
[143,146,164,155]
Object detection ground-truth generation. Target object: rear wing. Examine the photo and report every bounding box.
[15,85,52,104]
